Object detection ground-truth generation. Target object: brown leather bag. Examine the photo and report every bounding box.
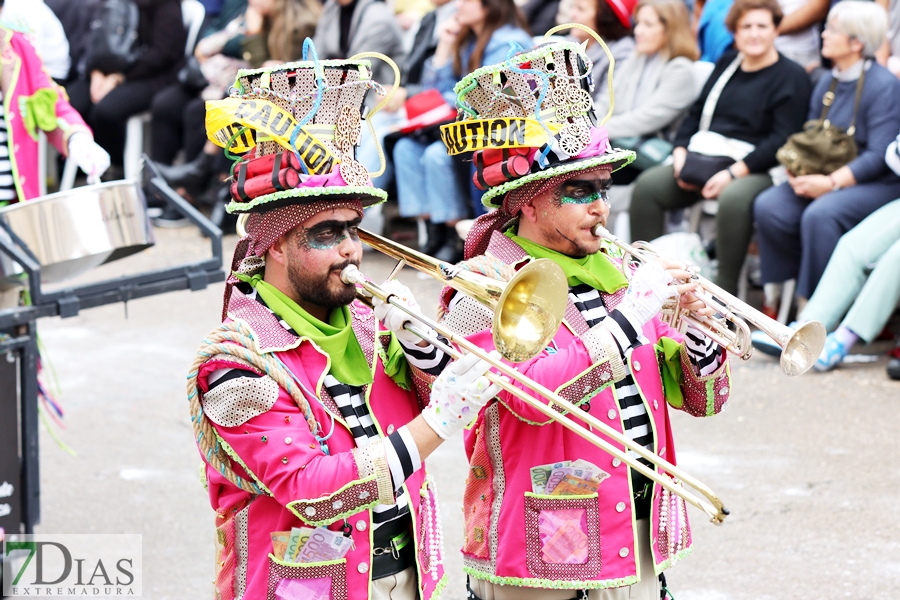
[776,68,866,176]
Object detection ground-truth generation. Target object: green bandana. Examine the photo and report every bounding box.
[505,231,628,293]
[236,273,373,386]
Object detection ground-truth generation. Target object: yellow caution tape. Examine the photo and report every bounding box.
[440,118,561,155]
[205,97,338,175]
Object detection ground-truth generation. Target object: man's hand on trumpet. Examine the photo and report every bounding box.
[620,261,715,325]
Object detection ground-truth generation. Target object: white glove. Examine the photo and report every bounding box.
[619,262,677,325]
[423,352,503,440]
[68,133,111,180]
[373,280,427,345]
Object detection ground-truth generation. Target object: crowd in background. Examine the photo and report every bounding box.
[17,0,900,378]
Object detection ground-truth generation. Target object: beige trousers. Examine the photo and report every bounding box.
[371,566,419,600]
[469,520,661,600]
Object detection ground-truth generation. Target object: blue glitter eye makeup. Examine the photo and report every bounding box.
[300,221,361,251]
[560,190,608,205]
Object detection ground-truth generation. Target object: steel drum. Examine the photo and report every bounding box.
[0,180,155,288]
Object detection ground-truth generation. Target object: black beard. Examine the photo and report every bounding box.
[287,259,358,311]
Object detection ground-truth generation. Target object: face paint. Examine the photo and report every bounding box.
[559,190,609,205]
[297,218,362,251]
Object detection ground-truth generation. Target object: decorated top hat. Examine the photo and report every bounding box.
[204,40,397,213]
[439,26,636,209]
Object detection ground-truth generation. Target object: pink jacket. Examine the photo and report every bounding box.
[195,290,445,600]
[0,26,90,202]
[443,231,731,591]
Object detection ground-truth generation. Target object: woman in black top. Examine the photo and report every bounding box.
[629,0,811,294]
[67,0,187,171]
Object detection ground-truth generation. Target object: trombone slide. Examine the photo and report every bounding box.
[341,265,730,524]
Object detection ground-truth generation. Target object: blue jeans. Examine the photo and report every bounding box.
[357,110,404,190]
[393,138,468,223]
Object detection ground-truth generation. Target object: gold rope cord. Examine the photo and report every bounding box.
[187,320,321,495]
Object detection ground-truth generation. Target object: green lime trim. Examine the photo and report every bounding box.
[237,59,372,80]
[431,573,448,599]
[268,553,347,568]
[654,546,693,575]
[524,491,597,500]
[554,360,617,414]
[226,186,388,213]
[452,42,585,97]
[481,151,636,208]
[463,567,639,590]
[496,397,554,426]
[285,475,381,526]
[215,433,274,496]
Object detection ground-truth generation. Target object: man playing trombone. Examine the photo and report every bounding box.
[188,55,500,600]
[434,34,733,600]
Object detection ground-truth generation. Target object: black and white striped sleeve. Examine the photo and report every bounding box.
[207,367,262,390]
[382,426,422,490]
[683,324,725,376]
[397,334,453,376]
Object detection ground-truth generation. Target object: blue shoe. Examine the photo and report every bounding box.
[750,329,782,357]
[813,333,847,372]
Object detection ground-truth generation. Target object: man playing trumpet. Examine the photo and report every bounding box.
[435,34,733,599]
[188,53,500,600]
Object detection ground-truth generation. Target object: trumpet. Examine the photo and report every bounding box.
[344,229,730,524]
[591,225,826,376]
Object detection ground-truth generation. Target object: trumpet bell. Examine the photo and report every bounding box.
[495,259,570,362]
[780,321,827,376]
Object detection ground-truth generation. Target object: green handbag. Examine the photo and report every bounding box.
[610,136,674,171]
[776,68,865,176]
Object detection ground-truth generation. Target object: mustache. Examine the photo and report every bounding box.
[331,259,360,275]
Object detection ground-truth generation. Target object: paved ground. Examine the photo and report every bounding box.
[25,226,900,599]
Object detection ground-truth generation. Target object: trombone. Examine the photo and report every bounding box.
[344,229,730,524]
[591,225,827,376]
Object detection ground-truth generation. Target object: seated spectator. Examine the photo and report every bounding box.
[880,0,900,76]
[775,0,828,71]
[595,0,699,189]
[695,0,735,62]
[695,0,828,68]
[521,0,560,36]
[753,198,900,373]
[630,0,810,295]
[315,0,406,188]
[151,0,319,226]
[315,0,406,89]
[568,0,636,100]
[2,0,70,83]
[45,0,102,86]
[67,0,186,177]
[0,14,109,204]
[754,0,900,314]
[392,0,532,261]
[363,0,456,193]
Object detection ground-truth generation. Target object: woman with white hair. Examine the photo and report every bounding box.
[753,0,900,315]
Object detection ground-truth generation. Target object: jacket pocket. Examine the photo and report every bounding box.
[266,554,347,600]
[523,493,601,580]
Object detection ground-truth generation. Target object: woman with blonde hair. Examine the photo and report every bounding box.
[596,0,700,186]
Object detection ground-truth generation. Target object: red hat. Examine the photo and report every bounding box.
[605,0,637,29]
[397,89,458,135]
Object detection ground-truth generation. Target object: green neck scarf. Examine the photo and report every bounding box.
[236,273,373,386]
[505,230,628,293]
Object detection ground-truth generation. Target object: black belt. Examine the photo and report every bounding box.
[371,516,415,580]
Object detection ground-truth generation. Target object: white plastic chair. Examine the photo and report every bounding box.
[61,0,206,190]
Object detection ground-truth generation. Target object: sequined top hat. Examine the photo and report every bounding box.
[204,39,399,214]
[439,24,636,209]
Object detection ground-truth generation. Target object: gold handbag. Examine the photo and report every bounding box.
[776,68,866,176]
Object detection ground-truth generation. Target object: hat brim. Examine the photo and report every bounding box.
[481,149,636,208]
[226,186,388,214]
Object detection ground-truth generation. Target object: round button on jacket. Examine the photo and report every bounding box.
[616,502,626,513]
[358,562,369,574]
[619,547,629,558]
